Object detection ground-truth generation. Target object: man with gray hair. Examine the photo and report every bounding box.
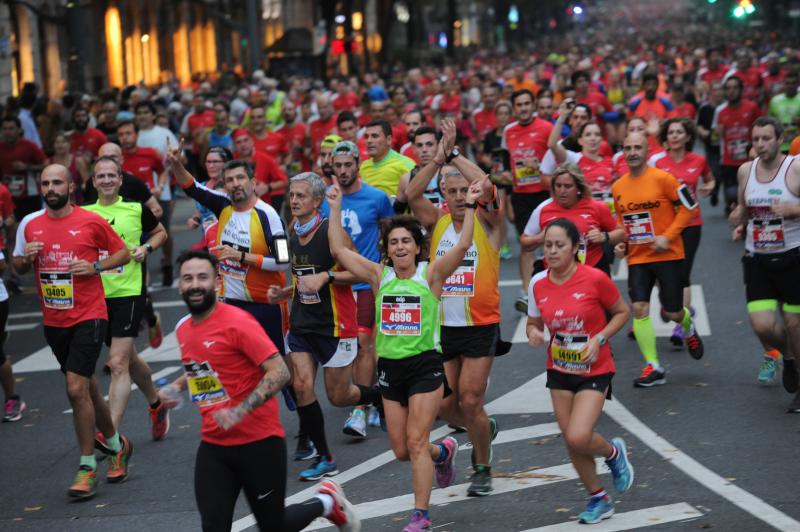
[267,171,382,482]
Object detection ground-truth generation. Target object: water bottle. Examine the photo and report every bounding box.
[157,377,184,410]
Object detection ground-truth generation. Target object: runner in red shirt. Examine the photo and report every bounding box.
[698,48,729,85]
[521,163,623,275]
[12,164,131,500]
[471,84,500,142]
[309,95,338,160]
[69,107,108,158]
[117,120,167,195]
[156,250,359,531]
[233,128,288,211]
[332,82,359,112]
[0,116,47,219]
[714,75,761,213]
[399,109,423,164]
[526,218,632,524]
[650,118,715,347]
[573,71,613,129]
[501,89,554,312]
[667,83,697,119]
[179,93,216,164]
[249,104,288,164]
[336,111,370,162]
[276,100,311,175]
[724,51,763,105]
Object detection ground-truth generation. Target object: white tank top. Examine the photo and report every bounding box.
[745,156,800,254]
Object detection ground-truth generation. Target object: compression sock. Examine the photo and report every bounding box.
[297,401,331,460]
[633,317,660,368]
[679,307,695,335]
[106,432,122,453]
[433,442,449,464]
[356,384,380,405]
[80,455,97,471]
[284,498,326,530]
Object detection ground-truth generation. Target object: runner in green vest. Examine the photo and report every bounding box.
[327,177,485,532]
[84,156,170,445]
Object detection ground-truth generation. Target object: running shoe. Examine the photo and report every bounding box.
[94,431,113,460]
[3,396,26,422]
[403,511,432,532]
[434,436,458,488]
[367,405,381,427]
[68,466,97,500]
[149,401,170,441]
[787,392,800,414]
[669,324,684,348]
[685,329,704,360]
[299,457,339,481]
[470,416,499,468]
[343,408,367,439]
[606,437,634,493]
[578,494,614,524]
[467,465,493,497]
[499,244,512,260]
[514,295,528,314]
[633,365,666,388]
[107,435,133,483]
[758,355,780,385]
[148,311,163,349]
[318,479,361,532]
[294,433,318,461]
[448,424,467,433]
[783,359,799,394]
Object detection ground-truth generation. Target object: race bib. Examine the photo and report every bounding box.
[39,271,74,310]
[577,237,587,264]
[442,259,476,297]
[752,218,785,250]
[294,265,321,304]
[623,212,655,244]
[99,249,124,275]
[514,161,541,186]
[727,138,749,161]
[184,361,230,407]
[218,240,248,281]
[551,332,591,374]
[380,294,422,336]
[592,191,615,214]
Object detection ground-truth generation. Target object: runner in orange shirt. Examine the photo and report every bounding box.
[612,133,704,387]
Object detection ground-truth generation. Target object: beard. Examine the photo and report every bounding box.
[44,192,69,210]
[336,171,357,188]
[182,287,216,315]
[322,164,334,177]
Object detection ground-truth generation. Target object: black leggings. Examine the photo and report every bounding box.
[681,225,702,288]
[0,299,8,364]
[194,437,325,532]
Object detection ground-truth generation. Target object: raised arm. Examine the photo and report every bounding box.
[549,99,574,164]
[326,184,383,290]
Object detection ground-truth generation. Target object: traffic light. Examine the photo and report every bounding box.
[733,0,755,18]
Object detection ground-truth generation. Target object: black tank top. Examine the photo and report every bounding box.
[289,219,337,334]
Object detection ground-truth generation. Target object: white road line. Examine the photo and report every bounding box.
[603,399,800,532]
[8,298,185,321]
[63,366,182,413]
[303,461,606,530]
[498,279,522,287]
[8,310,43,320]
[459,422,560,451]
[12,346,59,373]
[7,322,38,332]
[231,424,456,532]
[521,502,702,531]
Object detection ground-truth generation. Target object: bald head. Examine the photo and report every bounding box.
[622,132,649,173]
[42,163,71,183]
[98,142,123,161]
[40,164,73,211]
[317,94,333,120]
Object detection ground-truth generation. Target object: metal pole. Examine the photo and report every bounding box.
[245,0,259,73]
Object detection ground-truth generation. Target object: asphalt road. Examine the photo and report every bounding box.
[1,193,799,532]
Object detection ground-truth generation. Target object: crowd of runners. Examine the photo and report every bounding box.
[1,14,800,531]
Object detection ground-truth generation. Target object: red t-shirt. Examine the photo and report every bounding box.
[14,207,125,327]
[649,151,709,227]
[577,154,616,195]
[333,92,359,112]
[578,92,613,127]
[729,67,763,103]
[700,65,729,85]
[438,94,462,117]
[400,142,418,164]
[524,197,617,267]
[528,263,620,377]
[277,122,311,173]
[186,110,216,153]
[176,302,285,446]
[69,128,108,157]
[252,132,288,162]
[122,147,164,186]
[715,100,760,166]
[391,122,408,151]
[669,102,697,120]
[309,116,337,159]
[0,139,47,199]
[0,184,14,246]
[502,117,554,194]
[249,152,288,200]
[473,108,497,140]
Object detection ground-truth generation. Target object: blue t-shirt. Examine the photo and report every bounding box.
[321,183,394,291]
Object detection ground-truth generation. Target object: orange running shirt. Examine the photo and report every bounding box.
[611,166,695,265]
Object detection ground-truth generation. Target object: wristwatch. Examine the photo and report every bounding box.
[93,261,102,275]
[144,243,154,254]
[597,334,607,346]
[464,202,478,209]
[327,270,336,284]
[446,146,461,163]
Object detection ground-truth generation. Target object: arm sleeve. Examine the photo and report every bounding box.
[181,180,231,217]
[140,205,159,233]
[539,149,557,175]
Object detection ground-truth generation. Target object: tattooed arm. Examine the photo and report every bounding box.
[213,353,291,430]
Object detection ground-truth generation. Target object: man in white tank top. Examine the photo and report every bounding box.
[730,116,800,412]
